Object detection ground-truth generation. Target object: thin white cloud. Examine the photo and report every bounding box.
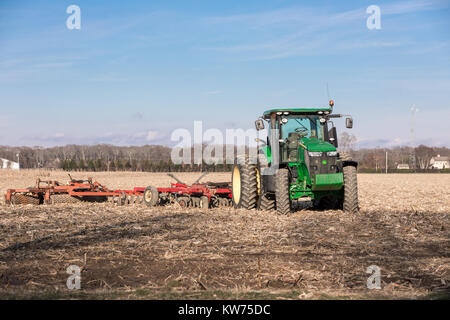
[337,41,407,50]
[382,0,450,15]
[202,0,449,60]
[356,137,449,148]
[0,57,76,81]
[15,130,170,147]
[146,130,164,141]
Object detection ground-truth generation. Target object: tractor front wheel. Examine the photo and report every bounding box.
[275,168,291,215]
[343,165,359,213]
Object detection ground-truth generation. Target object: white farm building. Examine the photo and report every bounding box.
[430,155,450,169]
[0,158,20,170]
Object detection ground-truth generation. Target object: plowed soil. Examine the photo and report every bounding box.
[0,170,449,299]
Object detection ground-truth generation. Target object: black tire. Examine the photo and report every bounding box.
[256,163,274,211]
[231,163,258,209]
[144,186,159,207]
[200,196,209,209]
[257,192,275,211]
[275,168,291,215]
[339,152,352,161]
[343,165,359,213]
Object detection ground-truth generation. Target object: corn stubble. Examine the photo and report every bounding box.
[0,170,448,299]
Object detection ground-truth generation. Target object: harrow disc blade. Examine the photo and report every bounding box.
[10,194,40,205]
[50,194,81,204]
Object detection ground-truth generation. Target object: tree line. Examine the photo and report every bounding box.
[0,144,233,172]
[0,143,448,172]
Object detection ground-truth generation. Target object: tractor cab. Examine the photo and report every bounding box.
[266,110,334,163]
[255,101,353,166]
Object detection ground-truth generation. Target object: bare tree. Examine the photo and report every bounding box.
[339,132,357,152]
[415,145,434,169]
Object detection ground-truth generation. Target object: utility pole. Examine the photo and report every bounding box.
[16,152,20,169]
[410,105,419,171]
[385,151,388,174]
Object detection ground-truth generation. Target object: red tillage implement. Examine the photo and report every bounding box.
[5,173,232,208]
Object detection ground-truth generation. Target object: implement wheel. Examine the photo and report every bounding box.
[231,162,258,209]
[177,196,190,208]
[143,186,159,207]
[200,196,209,209]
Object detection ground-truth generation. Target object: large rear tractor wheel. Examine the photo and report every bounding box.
[343,165,359,213]
[231,163,258,209]
[143,186,159,207]
[275,168,291,215]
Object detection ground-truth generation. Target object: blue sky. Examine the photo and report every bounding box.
[0,0,449,148]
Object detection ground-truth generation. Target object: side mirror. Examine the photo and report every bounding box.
[346,118,353,129]
[328,127,338,148]
[255,138,267,146]
[255,119,265,131]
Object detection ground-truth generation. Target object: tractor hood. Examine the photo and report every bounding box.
[300,138,336,152]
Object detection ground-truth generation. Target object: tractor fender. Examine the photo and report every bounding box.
[342,160,358,168]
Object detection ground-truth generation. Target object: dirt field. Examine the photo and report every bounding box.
[0,170,449,299]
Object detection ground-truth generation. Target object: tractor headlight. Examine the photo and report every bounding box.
[327,151,338,156]
[308,151,322,157]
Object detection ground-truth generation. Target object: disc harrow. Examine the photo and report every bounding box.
[5,173,232,209]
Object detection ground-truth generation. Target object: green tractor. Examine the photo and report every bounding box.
[231,100,359,214]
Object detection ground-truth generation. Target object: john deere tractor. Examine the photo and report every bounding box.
[231,100,359,214]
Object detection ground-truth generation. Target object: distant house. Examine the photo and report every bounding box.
[397,163,410,170]
[0,158,20,170]
[430,155,450,169]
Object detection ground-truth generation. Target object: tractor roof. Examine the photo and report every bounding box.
[263,107,332,118]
